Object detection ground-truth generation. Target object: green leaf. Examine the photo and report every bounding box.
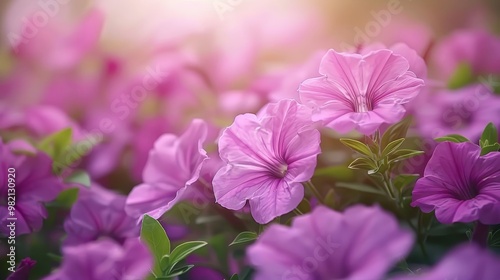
[229,232,258,246]
[313,165,354,180]
[480,123,498,146]
[393,174,420,194]
[230,274,240,280]
[481,143,500,155]
[340,138,373,157]
[388,149,424,163]
[48,188,80,208]
[141,215,171,276]
[160,255,170,273]
[348,157,377,171]
[64,169,91,188]
[164,265,194,278]
[209,234,229,272]
[435,134,470,143]
[381,117,412,149]
[296,198,311,214]
[448,63,474,89]
[335,182,386,196]
[381,138,405,157]
[168,241,207,272]
[38,128,73,159]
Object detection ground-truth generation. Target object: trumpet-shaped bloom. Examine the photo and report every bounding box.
[299,49,424,135]
[392,244,500,280]
[213,99,320,224]
[0,140,63,236]
[412,141,500,224]
[247,205,414,280]
[64,185,139,246]
[43,238,152,280]
[125,119,208,219]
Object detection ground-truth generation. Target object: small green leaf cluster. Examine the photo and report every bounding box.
[141,215,207,279]
[435,122,499,155]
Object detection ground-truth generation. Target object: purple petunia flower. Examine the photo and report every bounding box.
[412,141,500,224]
[63,185,139,246]
[43,238,152,280]
[415,84,500,141]
[125,119,208,219]
[247,205,414,280]
[0,140,63,236]
[212,99,321,224]
[391,244,500,280]
[299,49,424,135]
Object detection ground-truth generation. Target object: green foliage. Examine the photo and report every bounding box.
[313,165,354,180]
[337,118,423,202]
[38,128,73,161]
[434,134,470,143]
[341,118,422,176]
[380,117,412,149]
[141,215,171,277]
[167,241,207,271]
[381,138,405,157]
[393,174,419,191]
[324,189,336,208]
[37,128,98,174]
[339,138,373,157]
[480,123,499,155]
[448,62,474,89]
[489,229,500,247]
[229,232,258,246]
[347,157,377,171]
[47,188,80,208]
[64,169,91,188]
[335,182,386,196]
[140,215,207,279]
[388,149,424,164]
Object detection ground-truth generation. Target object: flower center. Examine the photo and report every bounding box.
[453,181,479,201]
[353,93,372,113]
[269,163,288,178]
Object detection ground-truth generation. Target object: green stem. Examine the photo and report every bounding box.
[293,208,304,216]
[381,172,396,200]
[258,223,264,234]
[416,211,430,261]
[304,181,323,204]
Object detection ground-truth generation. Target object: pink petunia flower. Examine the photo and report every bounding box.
[125,119,208,220]
[391,244,500,280]
[299,49,424,135]
[247,205,414,280]
[412,141,500,224]
[212,99,321,224]
[63,185,139,246]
